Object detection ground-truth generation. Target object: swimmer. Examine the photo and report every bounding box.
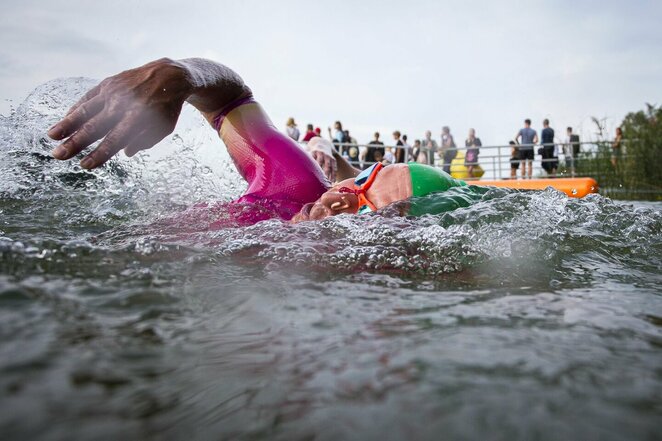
[48,58,471,223]
[291,158,468,221]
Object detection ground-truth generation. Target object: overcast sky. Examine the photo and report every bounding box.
[1,0,660,146]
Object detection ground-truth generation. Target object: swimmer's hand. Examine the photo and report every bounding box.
[48,58,192,169]
[311,150,337,183]
[304,137,337,183]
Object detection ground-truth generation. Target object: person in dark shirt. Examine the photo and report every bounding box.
[540,119,557,177]
[464,128,482,178]
[393,130,406,163]
[440,126,456,174]
[422,130,438,165]
[564,127,580,172]
[509,140,520,178]
[302,123,317,142]
[364,131,385,169]
[402,134,412,161]
[412,139,429,163]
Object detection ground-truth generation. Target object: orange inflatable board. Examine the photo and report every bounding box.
[471,178,599,198]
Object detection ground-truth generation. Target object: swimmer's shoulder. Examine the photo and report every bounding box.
[378,163,410,179]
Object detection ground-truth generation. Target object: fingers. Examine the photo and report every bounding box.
[79,121,140,169]
[312,151,336,183]
[324,157,334,183]
[312,151,330,181]
[325,154,337,183]
[51,111,120,160]
[331,157,337,182]
[48,95,105,140]
[65,83,103,117]
[80,113,172,168]
[123,127,168,157]
[312,151,324,168]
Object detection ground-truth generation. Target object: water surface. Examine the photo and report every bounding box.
[1,79,661,440]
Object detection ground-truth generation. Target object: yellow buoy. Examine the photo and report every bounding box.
[450,150,484,179]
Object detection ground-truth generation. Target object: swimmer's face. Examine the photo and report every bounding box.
[292,191,359,222]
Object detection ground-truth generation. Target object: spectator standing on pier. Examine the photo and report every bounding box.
[440,126,456,174]
[383,148,395,164]
[423,130,437,165]
[393,130,406,163]
[402,134,412,162]
[412,140,428,163]
[509,140,520,178]
[328,121,344,143]
[286,117,300,141]
[344,130,359,164]
[363,131,385,168]
[514,119,538,178]
[540,119,558,177]
[302,124,317,142]
[564,127,580,172]
[465,128,482,178]
[411,139,420,163]
[328,121,349,155]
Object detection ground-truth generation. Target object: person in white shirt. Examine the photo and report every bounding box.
[383,148,395,164]
[285,117,300,141]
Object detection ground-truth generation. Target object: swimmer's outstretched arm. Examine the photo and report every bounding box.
[48,57,253,169]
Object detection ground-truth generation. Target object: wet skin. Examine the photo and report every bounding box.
[47,58,243,169]
[47,58,337,182]
[291,164,413,222]
[46,57,417,224]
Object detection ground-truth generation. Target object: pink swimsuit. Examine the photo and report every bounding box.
[213,95,330,222]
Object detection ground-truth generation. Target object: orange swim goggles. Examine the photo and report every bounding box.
[338,162,384,214]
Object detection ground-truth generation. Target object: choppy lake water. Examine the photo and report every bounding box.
[1,79,661,441]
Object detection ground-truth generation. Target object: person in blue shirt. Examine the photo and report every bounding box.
[328,121,348,155]
[514,119,538,179]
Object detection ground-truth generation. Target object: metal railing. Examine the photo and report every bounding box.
[304,140,623,180]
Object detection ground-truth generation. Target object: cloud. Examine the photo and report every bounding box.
[0,0,660,152]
